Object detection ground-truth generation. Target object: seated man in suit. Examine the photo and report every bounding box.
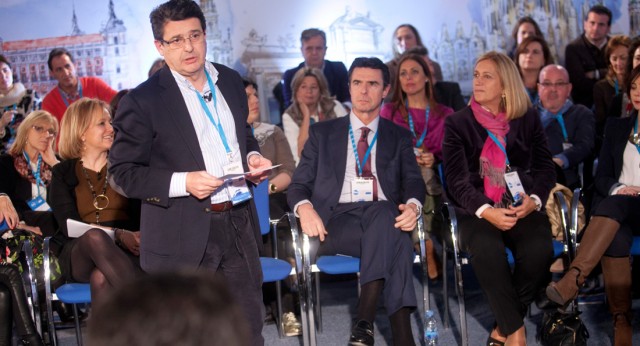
[537,65,595,189]
[281,28,350,108]
[287,57,426,346]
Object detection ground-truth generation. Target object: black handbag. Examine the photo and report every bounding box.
[538,309,589,346]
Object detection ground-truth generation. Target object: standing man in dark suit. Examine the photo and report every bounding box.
[281,28,350,108]
[287,57,425,346]
[108,1,270,344]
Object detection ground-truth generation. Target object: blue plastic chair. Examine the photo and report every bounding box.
[44,237,91,346]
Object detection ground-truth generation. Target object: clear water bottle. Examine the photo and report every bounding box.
[424,310,438,345]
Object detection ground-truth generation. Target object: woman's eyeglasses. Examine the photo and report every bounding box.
[32,125,57,137]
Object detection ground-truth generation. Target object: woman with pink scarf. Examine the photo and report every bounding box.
[442,52,556,346]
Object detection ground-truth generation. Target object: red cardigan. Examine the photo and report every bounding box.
[42,77,117,123]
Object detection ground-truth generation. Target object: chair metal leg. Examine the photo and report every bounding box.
[442,238,450,329]
[314,272,322,333]
[43,238,58,346]
[287,213,313,346]
[72,304,83,346]
[21,240,41,335]
[417,216,431,313]
[275,280,284,338]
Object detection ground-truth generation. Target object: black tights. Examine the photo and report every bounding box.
[70,229,136,306]
[0,263,40,345]
[357,279,415,345]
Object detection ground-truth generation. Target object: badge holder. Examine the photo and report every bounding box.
[504,170,526,207]
[351,177,374,203]
[222,157,252,206]
[27,195,52,212]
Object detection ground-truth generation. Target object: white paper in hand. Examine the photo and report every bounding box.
[66,219,115,240]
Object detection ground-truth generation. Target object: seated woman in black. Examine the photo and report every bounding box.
[49,98,141,306]
[442,52,555,345]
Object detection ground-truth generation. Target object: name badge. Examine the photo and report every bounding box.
[27,195,51,212]
[562,142,573,150]
[222,161,252,205]
[504,171,526,202]
[351,177,374,202]
[413,147,423,157]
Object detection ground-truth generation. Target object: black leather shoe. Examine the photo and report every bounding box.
[348,320,374,346]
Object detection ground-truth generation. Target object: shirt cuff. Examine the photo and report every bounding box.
[405,198,423,215]
[611,183,625,195]
[247,151,262,164]
[169,172,189,198]
[530,194,542,211]
[554,154,569,169]
[293,200,312,217]
[475,203,493,218]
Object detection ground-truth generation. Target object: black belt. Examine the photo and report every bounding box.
[208,200,249,212]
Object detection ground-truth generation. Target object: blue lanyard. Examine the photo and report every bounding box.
[348,124,378,177]
[195,70,232,158]
[405,101,430,148]
[486,130,510,168]
[614,79,619,96]
[22,151,43,196]
[555,113,569,142]
[60,81,83,107]
[634,120,640,155]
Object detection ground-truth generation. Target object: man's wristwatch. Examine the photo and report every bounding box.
[269,183,277,194]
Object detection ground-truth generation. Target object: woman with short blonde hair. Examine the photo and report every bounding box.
[58,98,109,160]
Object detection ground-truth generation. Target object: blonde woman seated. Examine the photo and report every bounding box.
[49,98,141,305]
[282,68,347,164]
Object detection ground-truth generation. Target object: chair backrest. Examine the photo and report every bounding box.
[254,180,270,236]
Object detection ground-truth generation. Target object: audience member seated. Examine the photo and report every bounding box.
[42,48,117,123]
[546,65,640,346]
[386,24,443,101]
[243,78,301,336]
[380,52,453,280]
[508,16,544,59]
[147,58,165,78]
[442,52,555,346]
[282,68,347,164]
[609,37,640,119]
[0,262,44,346]
[281,28,350,108]
[403,46,466,111]
[88,272,249,346]
[48,98,141,305]
[594,35,631,138]
[564,4,612,109]
[537,65,595,189]
[288,57,426,346]
[514,36,553,103]
[0,54,41,155]
[0,110,59,238]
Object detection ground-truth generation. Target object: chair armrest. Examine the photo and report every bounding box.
[553,190,571,258]
[21,240,41,333]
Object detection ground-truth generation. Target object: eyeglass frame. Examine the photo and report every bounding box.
[31,125,57,137]
[158,30,206,50]
[537,81,571,88]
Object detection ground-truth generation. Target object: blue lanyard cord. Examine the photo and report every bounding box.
[405,100,430,148]
[486,130,510,168]
[555,113,569,142]
[195,70,232,156]
[23,151,43,196]
[614,79,619,96]
[61,81,83,107]
[634,120,640,155]
[348,124,378,177]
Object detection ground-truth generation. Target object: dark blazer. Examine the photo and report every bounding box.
[108,63,261,272]
[281,60,350,107]
[287,116,426,224]
[593,113,638,206]
[434,81,466,111]
[442,107,556,215]
[564,34,608,108]
[0,154,34,215]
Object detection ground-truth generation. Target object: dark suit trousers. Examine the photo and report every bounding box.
[317,201,416,316]
[458,211,553,335]
[592,195,640,257]
[200,203,264,346]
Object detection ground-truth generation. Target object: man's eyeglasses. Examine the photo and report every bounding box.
[160,31,205,50]
[32,125,57,137]
[538,82,570,88]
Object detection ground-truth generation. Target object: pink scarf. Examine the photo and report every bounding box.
[470,97,510,204]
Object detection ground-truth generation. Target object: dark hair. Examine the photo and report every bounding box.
[626,65,640,98]
[348,57,390,88]
[148,58,165,77]
[87,272,249,346]
[300,28,326,46]
[241,78,257,90]
[150,0,206,41]
[390,54,436,120]
[47,48,74,71]
[626,37,640,77]
[404,45,429,57]
[587,4,612,26]
[511,17,543,44]
[0,55,10,68]
[514,36,554,73]
[110,89,130,117]
[392,24,424,58]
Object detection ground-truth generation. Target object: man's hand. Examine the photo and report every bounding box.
[0,195,19,229]
[186,171,223,199]
[298,203,328,241]
[481,207,518,231]
[395,203,418,231]
[416,151,435,168]
[617,186,640,196]
[508,194,537,219]
[246,154,272,184]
